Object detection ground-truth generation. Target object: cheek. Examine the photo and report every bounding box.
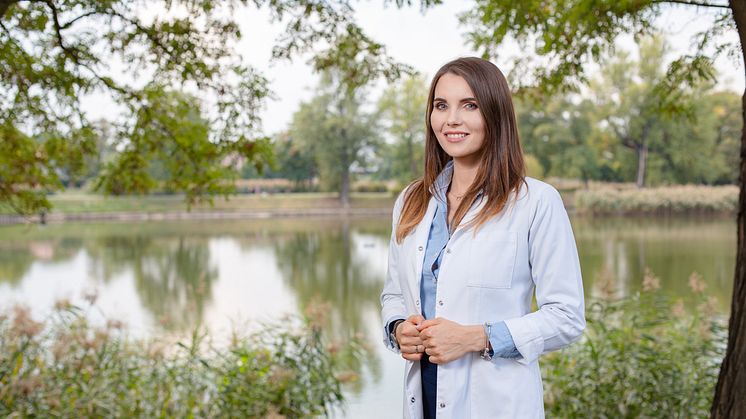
[467,114,485,133]
[430,112,444,130]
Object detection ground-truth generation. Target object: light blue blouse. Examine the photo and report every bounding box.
[420,161,520,358]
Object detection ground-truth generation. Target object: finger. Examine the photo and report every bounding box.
[406,314,425,327]
[400,338,423,348]
[400,323,421,337]
[417,319,439,331]
[402,353,423,361]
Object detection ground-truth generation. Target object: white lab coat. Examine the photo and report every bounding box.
[380,176,585,419]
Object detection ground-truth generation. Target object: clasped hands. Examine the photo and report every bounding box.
[395,314,485,365]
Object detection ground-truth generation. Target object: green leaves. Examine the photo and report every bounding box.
[1,0,410,215]
[94,85,273,207]
[0,305,355,417]
[289,72,380,203]
[463,0,659,94]
[267,0,414,92]
[543,288,727,418]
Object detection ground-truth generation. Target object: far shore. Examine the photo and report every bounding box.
[1,182,738,225]
[0,207,394,225]
[0,192,398,225]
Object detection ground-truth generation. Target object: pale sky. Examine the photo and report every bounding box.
[80,1,744,137]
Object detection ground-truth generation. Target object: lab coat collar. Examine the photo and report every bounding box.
[430,160,484,203]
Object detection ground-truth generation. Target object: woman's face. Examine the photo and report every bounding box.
[430,73,486,166]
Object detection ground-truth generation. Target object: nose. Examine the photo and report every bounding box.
[446,107,461,126]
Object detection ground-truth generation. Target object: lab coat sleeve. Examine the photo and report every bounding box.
[503,185,586,365]
[380,188,409,352]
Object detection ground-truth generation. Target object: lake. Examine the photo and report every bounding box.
[0,215,736,417]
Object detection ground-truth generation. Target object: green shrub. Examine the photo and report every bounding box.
[543,276,726,418]
[352,180,389,193]
[0,303,360,418]
[574,184,737,215]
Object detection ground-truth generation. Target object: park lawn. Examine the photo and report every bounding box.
[31,191,397,215]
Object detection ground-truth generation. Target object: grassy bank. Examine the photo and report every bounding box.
[573,184,737,215]
[0,191,397,224]
[2,183,739,221]
[45,191,396,214]
[0,303,361,418]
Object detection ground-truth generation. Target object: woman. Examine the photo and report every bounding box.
[380,57,585,419]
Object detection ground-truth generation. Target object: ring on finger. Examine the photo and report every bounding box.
[415,344,421,353]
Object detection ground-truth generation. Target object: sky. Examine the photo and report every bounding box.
[80,0,744,137]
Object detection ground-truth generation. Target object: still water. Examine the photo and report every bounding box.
[0,215,736,417]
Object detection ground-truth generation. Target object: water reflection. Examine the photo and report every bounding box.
[272,221,389,392]
[86,236,218,330]
[572,216,735,310]
[0,216,736,320]
[0,215,737,418]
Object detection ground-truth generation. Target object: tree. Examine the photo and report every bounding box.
[95,86,246,198]
[377,74,428,184]
[454,0,745,415]
[515,92,604,184]
[290,74,379,207]
[0,0,410,214]
[591,36,697,188]
[273,131,317,191]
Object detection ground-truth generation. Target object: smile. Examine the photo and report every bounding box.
[445,133,468,139]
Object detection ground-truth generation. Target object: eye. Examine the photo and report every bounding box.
[434,101,447,110]
[464,102,478,110]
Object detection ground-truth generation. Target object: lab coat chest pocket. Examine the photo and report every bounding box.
[467,230,517,289]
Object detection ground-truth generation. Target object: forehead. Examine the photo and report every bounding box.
[433,73,474,99]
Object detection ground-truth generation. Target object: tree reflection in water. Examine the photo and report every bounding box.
[0,238,82,285]
[85,235,218,331]
[272,219,390,393]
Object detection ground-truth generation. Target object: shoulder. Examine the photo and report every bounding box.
[520,176,563,204]
[515,177,568,225]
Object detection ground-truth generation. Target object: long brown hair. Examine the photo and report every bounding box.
[395,57,526,243]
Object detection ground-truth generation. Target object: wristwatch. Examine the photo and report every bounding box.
[389,319,405,350]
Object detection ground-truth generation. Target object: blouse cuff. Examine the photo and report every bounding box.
[488,321,521,359]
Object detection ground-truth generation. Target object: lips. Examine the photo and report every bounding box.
[443,132,469,142]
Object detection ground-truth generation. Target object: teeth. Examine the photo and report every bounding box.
[446,133,467,138]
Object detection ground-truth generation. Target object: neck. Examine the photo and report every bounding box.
[450,157,479,196]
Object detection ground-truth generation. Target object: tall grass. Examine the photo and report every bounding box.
[574,184,737,215]
[0,303,362,417]
[543,271,727,418]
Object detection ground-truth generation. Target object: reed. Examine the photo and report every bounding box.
[0,303,361,418]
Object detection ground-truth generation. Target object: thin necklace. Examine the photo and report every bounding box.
[448,190,466,200]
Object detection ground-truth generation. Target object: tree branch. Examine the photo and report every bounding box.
[655,0,731,9]
[42,0,78,60]
[108,10,173,56]
[0,0,20,20]
[37,1,132,98]
[60,10,100,30]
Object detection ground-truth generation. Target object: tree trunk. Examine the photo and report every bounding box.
[711,2,746,417]
[340,167,350,208]
[635,141,648,188]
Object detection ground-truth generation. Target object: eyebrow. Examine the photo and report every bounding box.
[433,97,478,103]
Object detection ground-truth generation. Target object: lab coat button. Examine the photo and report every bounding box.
[418,246,423,251]
[415,299,420,306]
[446,248,451,254]
[439,402,446,408]
[438,300,444,306]
[410,396,416,403]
